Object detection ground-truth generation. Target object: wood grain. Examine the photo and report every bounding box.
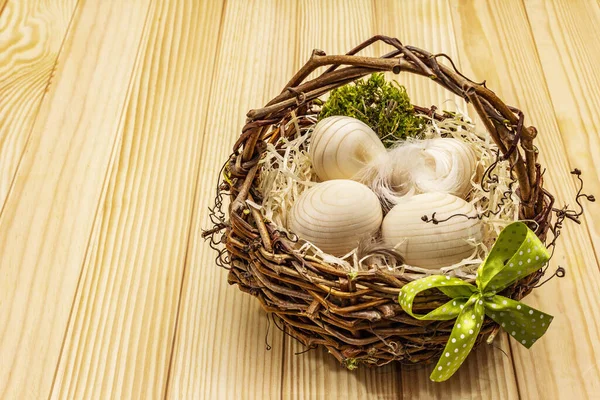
[400,336,519,400]
[48,1,225,399]
[450,1,600,398]
[295,0,375,82]
[0,0,8,17]
[283,341,399,400]
[1,0,599,398]
[374,0,466,112]
[0,0,78,210]
[523,0,600,262]
[0,0,153,398]
[166,1,297,398]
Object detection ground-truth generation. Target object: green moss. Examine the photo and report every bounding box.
[318,73,424,147]
[344,358,360,370]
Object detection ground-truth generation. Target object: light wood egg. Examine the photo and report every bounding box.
[382,192,482,268]
[310,116,386,181]
[289,179,383,256]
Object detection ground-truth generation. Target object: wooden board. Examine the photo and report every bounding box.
[374,0,466,111]
[523,0,600,260]
[400,336,520,400]
[450,1,600,398]
[0,0,8,16]
[0,0,153,398]
[283,341,399,400]
[1,0,600,398]
[166,1,297,398]
[0,0,78,209]
[48,1,226,398]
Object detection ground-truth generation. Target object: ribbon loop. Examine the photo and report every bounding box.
[484,295,553,349]
[477,222,550,293]
[398,222,553,382]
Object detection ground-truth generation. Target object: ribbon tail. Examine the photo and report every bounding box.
[430,295,485,382]
[484,295,554,349]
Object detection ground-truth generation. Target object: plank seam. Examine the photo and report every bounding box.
[46,1,157,397]
[162,0,229,398]
[507,338,523,400]
[0,0,7,18]
[0,0,80,220]
[519,0,600,269]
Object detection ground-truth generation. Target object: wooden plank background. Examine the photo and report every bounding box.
[1,0,599,399]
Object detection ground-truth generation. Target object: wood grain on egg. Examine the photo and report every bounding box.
[289,179,382,256]
[310,116,386,181]
[382,192,482,268]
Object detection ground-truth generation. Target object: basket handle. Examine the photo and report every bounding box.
[242,35,541,219]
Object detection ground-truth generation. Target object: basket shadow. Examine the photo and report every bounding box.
[284,332,514,397]
[284,339,402,397]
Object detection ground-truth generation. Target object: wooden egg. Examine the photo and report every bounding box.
[310,116,386,181]
[289,179,383,256]
[382,192,482,268]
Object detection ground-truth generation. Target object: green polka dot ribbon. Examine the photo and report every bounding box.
[398,222,553,382]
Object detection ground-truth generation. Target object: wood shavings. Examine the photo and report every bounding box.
[257,106,519,277]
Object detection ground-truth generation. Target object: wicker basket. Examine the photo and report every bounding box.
[204,36,560,368]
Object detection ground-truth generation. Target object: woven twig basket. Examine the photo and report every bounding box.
[204,36,558,368]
